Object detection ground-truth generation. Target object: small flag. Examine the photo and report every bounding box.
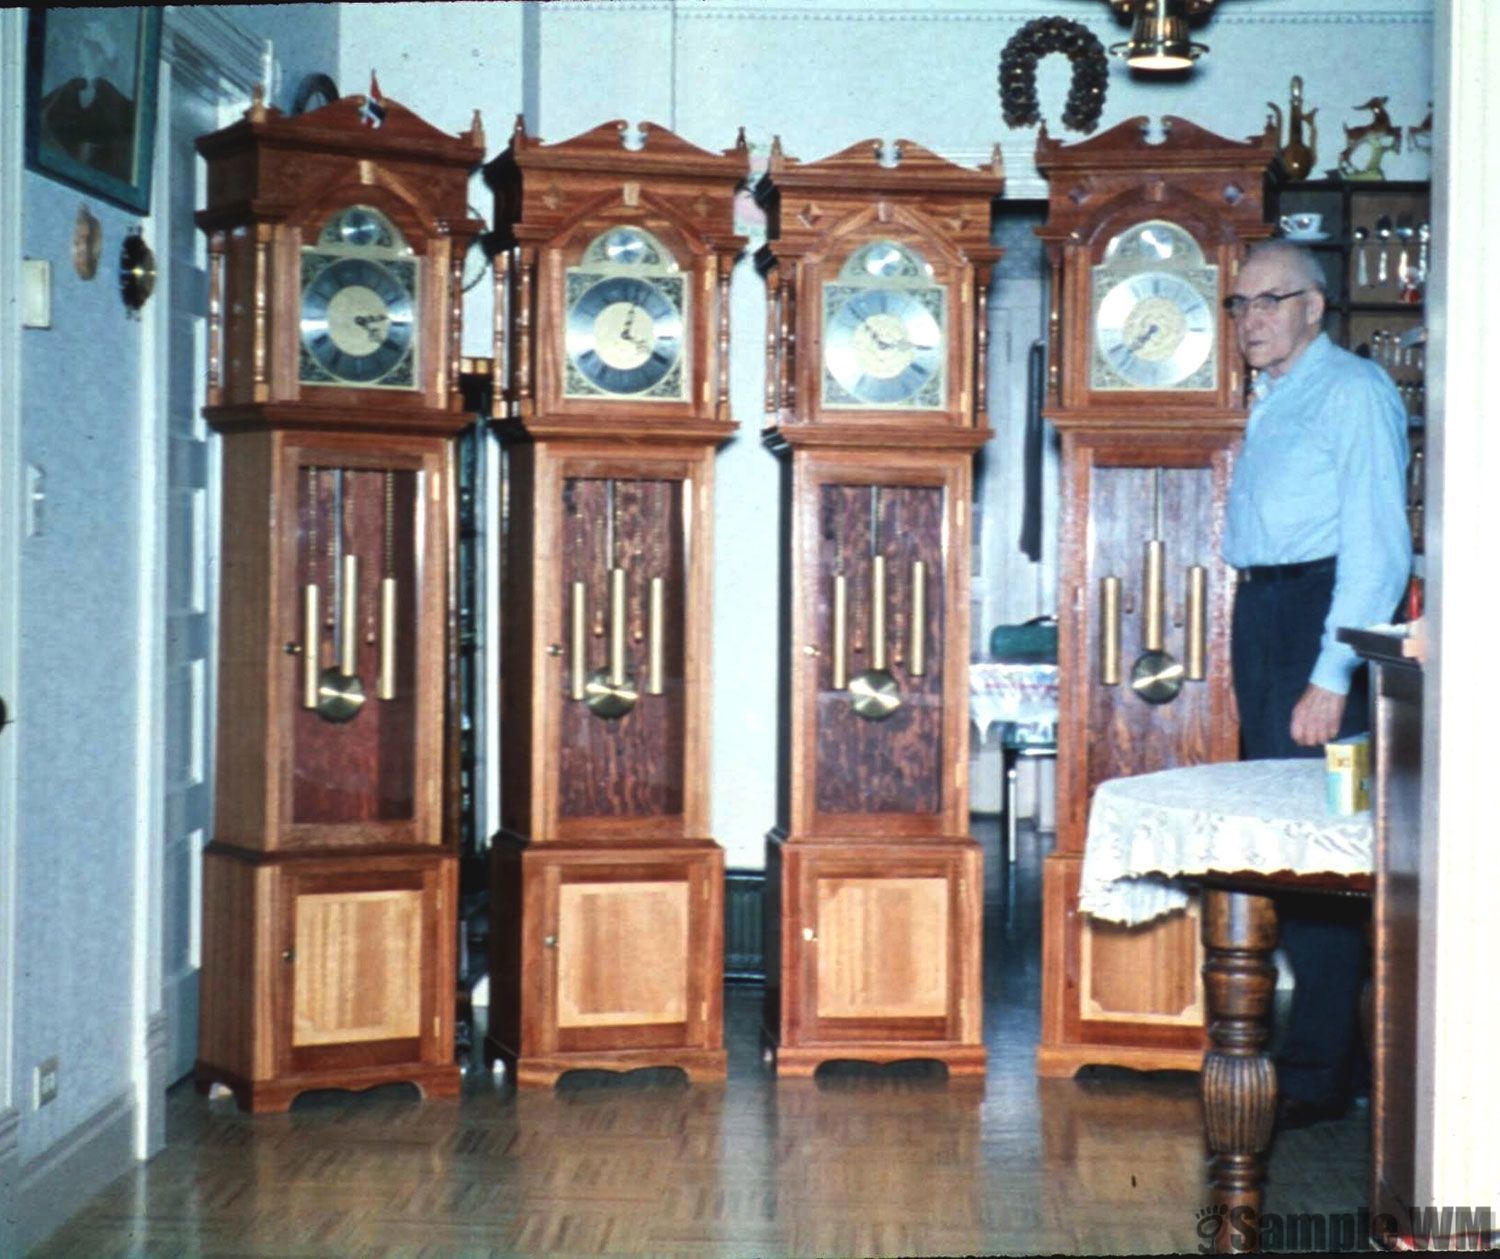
[360,72,386,128]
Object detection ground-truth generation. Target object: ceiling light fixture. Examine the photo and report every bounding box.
[1108,0,1215,73]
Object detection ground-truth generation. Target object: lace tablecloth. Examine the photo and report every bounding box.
[1079,758,1374,926]
[968,662,1059,739]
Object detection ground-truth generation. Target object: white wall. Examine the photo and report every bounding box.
[3,9,339,1251]
[342,0,1434,867]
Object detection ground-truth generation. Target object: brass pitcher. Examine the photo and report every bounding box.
[1268,75,1318,180]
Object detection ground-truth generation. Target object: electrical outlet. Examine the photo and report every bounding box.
[35,1057,58,1107]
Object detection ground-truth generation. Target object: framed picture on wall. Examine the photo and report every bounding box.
[23,7,163,214]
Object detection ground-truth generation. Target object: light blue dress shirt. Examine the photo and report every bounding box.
[1222,332,1412,695]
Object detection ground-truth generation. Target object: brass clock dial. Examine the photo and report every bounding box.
[565,274,684,395]
[563,226,687,400]
[822,239,946,410]
[299,205,419,389]
[1090,219,1218,392]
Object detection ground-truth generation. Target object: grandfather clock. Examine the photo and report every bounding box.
[1034,117,1276,1077]
[758,137,1003,1078]
[192,91,483,1112]
[485,119,747,1086]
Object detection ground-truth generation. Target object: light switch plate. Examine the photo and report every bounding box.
[22,258,52,329]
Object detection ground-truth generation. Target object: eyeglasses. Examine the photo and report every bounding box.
[1223,289,1308,319]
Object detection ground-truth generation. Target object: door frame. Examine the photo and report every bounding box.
[0,10,28,1207]
[130,6,263,1160]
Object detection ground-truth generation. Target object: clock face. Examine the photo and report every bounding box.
[824,288,944,406]
[300,256,418,386]
[565,275,685,396]
[563,226,688,401]
[1093,272,1215,388]
[1090,220,1219,392]
[822,239,946,410]
[300,205,419,390]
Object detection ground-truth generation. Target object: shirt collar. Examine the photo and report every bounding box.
[1251,331,1333,399]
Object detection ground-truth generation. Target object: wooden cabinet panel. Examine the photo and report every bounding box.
[769,840,984,1076]
[291,888,424,1047]
[1038,853,1204,1077]
[490,842,726,1084]
[198,847,459,1112]
[556,880,690,1029]
[815,876,950,1021]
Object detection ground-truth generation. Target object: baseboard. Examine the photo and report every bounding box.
[0,1106,19,1259]
[11,1089,135,1255]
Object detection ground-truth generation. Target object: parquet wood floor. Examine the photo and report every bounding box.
[31,822,1368,1257]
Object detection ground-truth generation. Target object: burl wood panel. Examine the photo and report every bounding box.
[557,477,685,819]
[815,876,950,1021]
[292,466,419,824]
[556,881,690,1028]
[292,887,424,1046]
[814,484,945,815]
[1082,463,1218,813]
[1054,431,1239,857]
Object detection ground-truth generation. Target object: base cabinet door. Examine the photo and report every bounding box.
[771,841,984,1077]
[197,846,460,1112]
[489,843,726,1085]
[1038,851,1204,1077]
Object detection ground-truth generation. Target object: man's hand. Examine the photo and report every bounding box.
[1290,684,1346,747]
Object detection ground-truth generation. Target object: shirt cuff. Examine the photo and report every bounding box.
[1310,649,1355,695]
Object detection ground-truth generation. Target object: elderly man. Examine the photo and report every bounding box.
[1222,240,1411,1127]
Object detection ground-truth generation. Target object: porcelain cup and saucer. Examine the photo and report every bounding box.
[1279,212,1330,242]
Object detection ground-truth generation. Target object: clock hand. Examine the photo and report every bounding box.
[621,305,653,348]
[1128,322,1160,353]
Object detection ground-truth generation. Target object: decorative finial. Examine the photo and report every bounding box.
[469,110,486,152]
[247,83,268,123]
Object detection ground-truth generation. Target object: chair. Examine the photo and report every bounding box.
[988,617,1058,863]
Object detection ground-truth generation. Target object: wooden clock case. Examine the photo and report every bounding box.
[193,91,484,1112]
[1033,117,1276,1077]
[757,137,1004,1078]
[484,119,747,1086]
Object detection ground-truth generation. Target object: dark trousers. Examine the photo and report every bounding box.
[1231,564,1370,1108]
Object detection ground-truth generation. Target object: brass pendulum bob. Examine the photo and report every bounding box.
[849,486,902,722]
[1129,468,1184,706]
[583,479,638,720]
[312,468,366,723]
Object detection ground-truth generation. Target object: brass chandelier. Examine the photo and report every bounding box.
[1107,0,1217,72]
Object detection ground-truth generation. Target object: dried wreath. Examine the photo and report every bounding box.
[998,17,1109,134]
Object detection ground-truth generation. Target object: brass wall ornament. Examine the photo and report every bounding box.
[72,203,102,280]
[118,227,156,314]
[1268,76,1319,180]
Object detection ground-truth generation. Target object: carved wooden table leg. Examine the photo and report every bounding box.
[1200,886,1279,1254]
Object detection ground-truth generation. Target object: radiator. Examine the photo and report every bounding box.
[723,869,766,984]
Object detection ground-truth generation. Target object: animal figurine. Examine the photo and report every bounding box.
[1336,96,1402,179]
[1407,104,1433,155]
[1268,76,1318,180]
